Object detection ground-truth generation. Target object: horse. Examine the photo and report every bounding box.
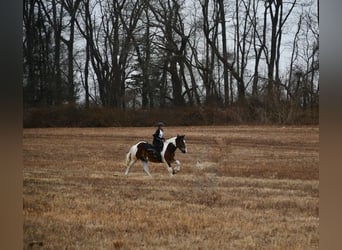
[125,135,187,176]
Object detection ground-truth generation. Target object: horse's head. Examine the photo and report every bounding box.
[176,135,187,153]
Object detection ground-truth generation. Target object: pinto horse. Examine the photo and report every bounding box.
[125,135,187,176]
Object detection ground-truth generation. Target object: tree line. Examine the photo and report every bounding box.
[23,0,319,124]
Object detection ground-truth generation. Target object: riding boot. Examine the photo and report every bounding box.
[153,151,159,160]
[157,150,162,162]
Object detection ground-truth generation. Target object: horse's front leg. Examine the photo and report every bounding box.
[173,160,181,173]
[164,161,174,176]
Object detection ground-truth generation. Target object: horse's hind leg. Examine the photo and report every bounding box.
[142,161,152,177]
[125,159,137,176]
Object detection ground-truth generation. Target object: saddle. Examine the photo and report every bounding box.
[144,143,163,162]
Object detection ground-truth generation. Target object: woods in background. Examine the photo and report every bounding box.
[23,0,319,125]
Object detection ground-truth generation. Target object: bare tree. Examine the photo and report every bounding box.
[61,0,82,104]
[23,0,319,124]
[199,0,220,104]
[201,0,245,104]
[234,0,253,104]
[24,0,68,106]
[150,0,189,106]
[264,0,297,102]
[77,0,144,108]
[217,0,230,106]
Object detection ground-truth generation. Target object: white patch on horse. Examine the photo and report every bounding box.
[161,137,177,158]
[125,141,145,176]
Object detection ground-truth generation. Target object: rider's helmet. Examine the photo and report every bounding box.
[156,121,165,127]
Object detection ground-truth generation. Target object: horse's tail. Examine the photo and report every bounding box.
[126,142,144,166]
[126,150,132,166]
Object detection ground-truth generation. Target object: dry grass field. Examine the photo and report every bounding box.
[23,126,319,249]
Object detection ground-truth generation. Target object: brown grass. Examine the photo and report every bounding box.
[23,126,319,249]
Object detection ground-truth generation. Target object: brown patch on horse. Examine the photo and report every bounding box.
[164,143,177,166]
[136,143,146,161]
[136,142,162,163]
[175,135,186,153]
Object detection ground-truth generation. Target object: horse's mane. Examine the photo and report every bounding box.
[165,137,178,147]
[165,136,177,143]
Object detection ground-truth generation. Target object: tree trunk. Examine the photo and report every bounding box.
[218,0,229,106]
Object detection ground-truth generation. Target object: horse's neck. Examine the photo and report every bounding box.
[165,137,176,145]
[164,137,177,151]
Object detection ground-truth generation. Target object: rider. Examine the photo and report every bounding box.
[152,122,165,161]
